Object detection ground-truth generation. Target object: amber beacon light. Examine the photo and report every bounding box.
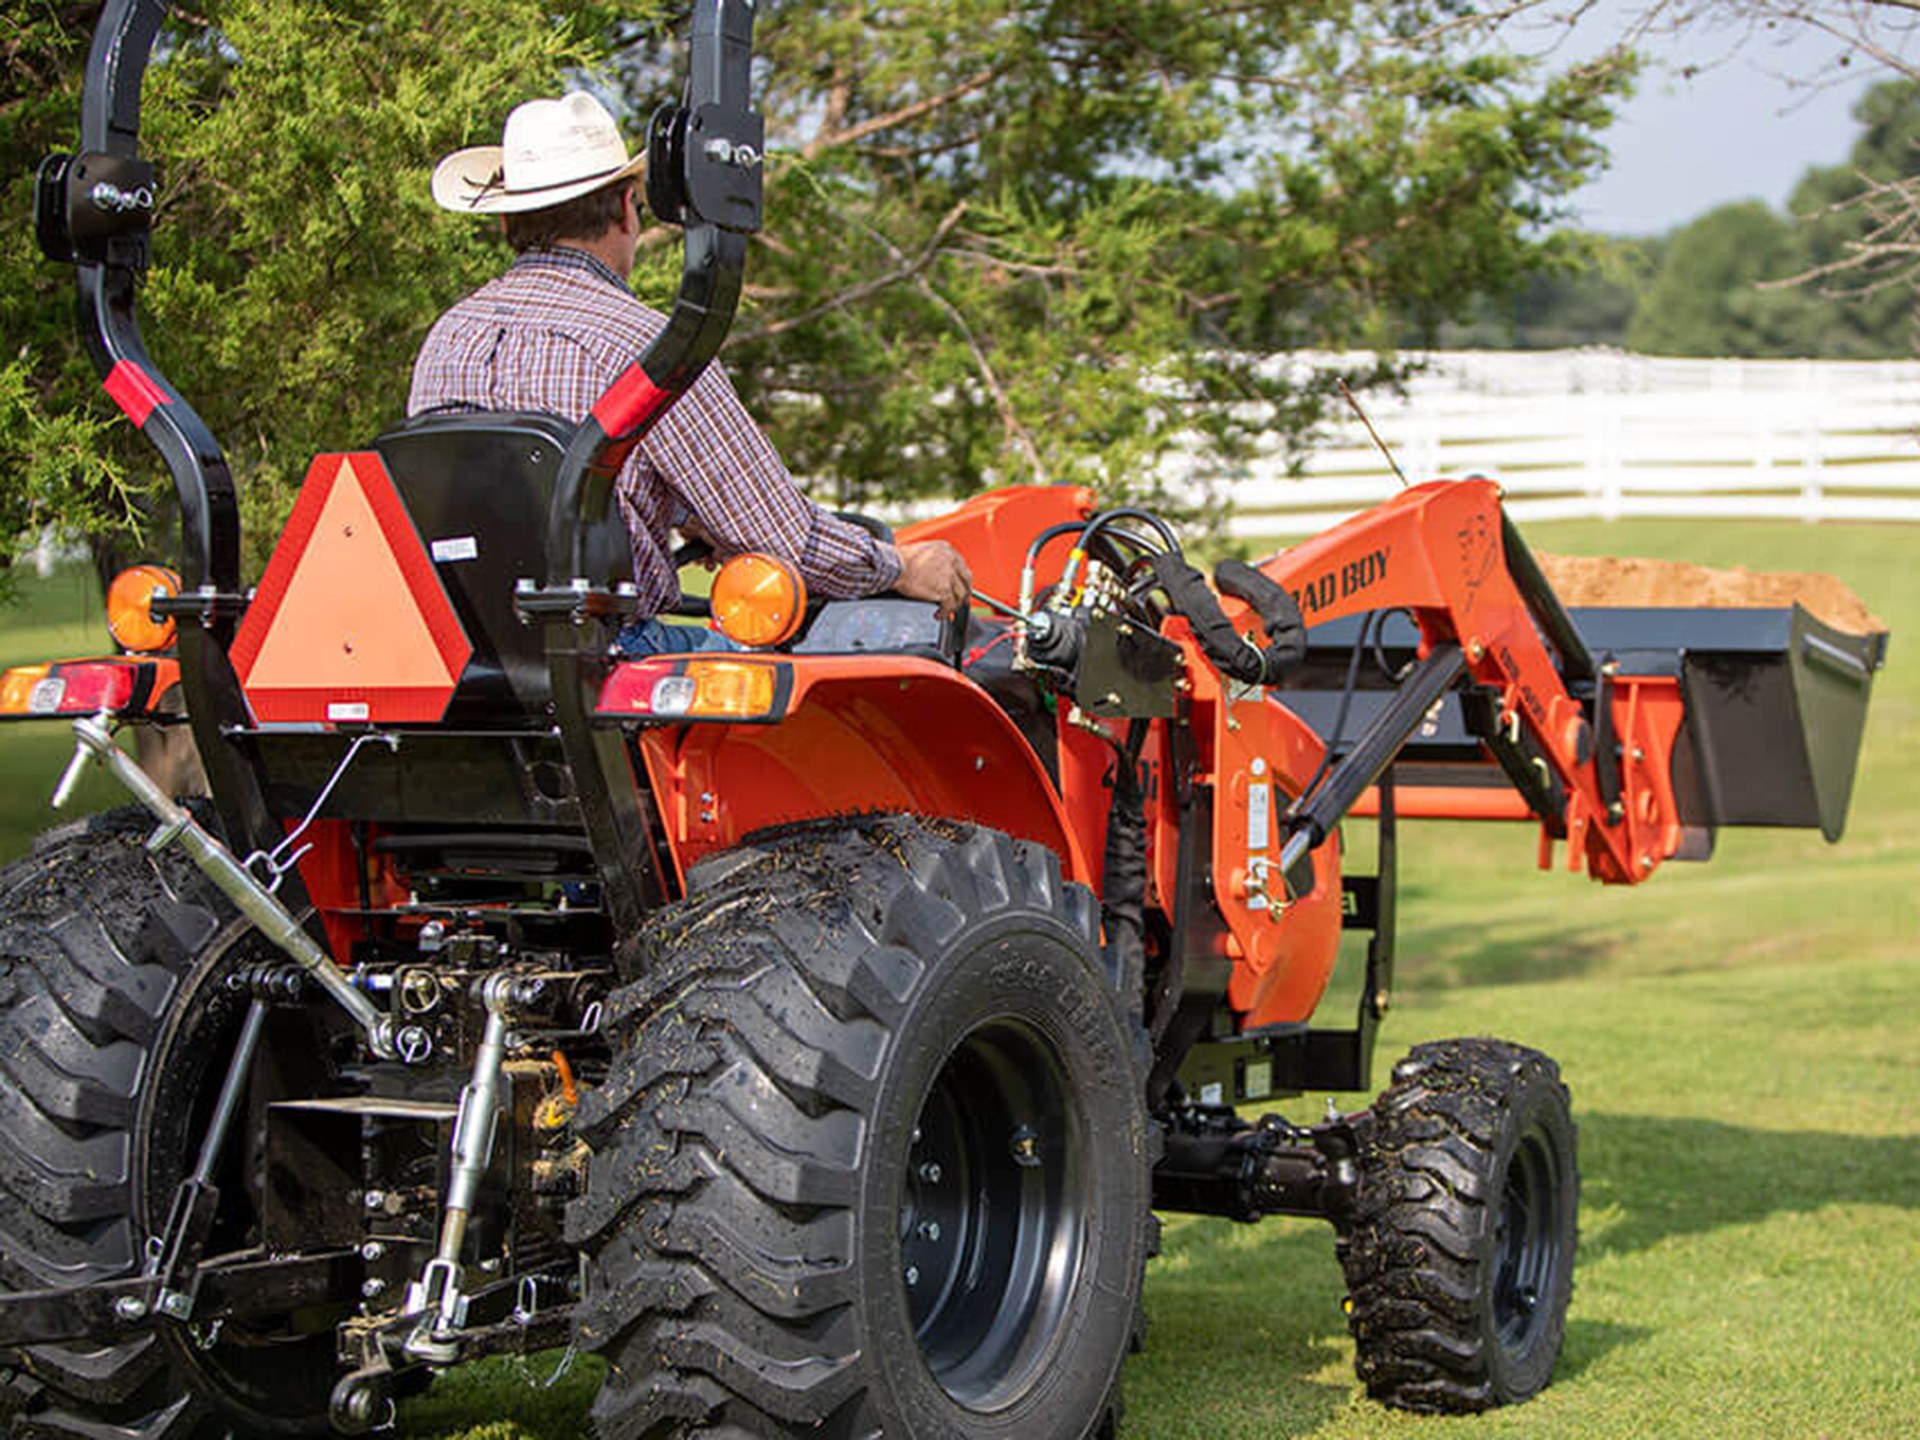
[710,553,807,647]
[105,564,182,653]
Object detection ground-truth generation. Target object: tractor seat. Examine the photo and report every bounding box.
[373,410,632,721]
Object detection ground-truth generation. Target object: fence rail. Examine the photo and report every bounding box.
[1204,349,1920,542]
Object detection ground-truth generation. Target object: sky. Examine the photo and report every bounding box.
[1508,1,1918,236]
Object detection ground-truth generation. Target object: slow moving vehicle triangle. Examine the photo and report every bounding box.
[232,451,471,723]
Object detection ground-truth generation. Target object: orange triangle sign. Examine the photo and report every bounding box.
[233,453,471,724]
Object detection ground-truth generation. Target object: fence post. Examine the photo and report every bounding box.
[1800,360,1823,524]
[1587,391,1619,521]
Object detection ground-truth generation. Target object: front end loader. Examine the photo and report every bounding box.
[0,1,1885,1436]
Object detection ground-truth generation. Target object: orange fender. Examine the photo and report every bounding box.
[610,654,1092,891]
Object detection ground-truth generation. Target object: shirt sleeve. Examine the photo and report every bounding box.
[637,361,903,598]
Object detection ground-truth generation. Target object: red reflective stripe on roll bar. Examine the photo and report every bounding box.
[590,364,672,437]
[102,360,172,427]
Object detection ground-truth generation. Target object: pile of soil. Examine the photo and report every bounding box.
[1536,552,1884,636]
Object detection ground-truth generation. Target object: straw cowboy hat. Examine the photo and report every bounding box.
[431,91,644,215]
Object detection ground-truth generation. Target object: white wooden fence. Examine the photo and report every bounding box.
[1183,349,1920,543]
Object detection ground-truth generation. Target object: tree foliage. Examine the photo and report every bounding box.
[1,0,618,581]
[710,1,1629,503]
[2,0,1629,580]
[1624,201,1809,354]
[1775,76,1920,351]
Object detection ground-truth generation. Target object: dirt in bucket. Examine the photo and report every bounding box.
[1536,552,1885,636]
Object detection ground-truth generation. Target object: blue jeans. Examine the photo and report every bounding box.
[614,616,744,657]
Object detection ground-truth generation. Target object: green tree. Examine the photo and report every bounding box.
[703,2,1631,503]
[1614,2,1920,355]
[1440,235,1660,349]
[1625,201,1822,355]
[1,0,620,584]
[1778,78,1920,356]
[1621,78,1920,359]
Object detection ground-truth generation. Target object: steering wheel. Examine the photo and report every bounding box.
[834,510,896,545]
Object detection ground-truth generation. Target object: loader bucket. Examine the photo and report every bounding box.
[1283,604,1887,845]
[1586,605,1886,843]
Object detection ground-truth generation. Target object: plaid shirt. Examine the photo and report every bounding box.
[409,247,900,616]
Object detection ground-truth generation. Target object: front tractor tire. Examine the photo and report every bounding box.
[0,807,338,1439]
[569,817,1155,1440]
[1338,1038,1578,1414]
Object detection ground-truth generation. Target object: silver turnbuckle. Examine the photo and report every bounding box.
[402,973,518,1362]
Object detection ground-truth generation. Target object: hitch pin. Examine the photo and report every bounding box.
[50,736,94,811]
[52,713,399,1060]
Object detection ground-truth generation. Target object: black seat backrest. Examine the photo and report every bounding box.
[373,411,632,719]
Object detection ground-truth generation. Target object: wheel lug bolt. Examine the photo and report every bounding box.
[1009,1125,1040,1167]
[918,1162,943,1184]
[919,1221,941,1242]
[904,1265,920,1287]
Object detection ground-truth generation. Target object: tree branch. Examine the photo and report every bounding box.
[729,202,969,346]
[802,67,1004,161]
[913,271,1049,483]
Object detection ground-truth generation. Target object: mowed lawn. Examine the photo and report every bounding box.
[0,566,143,836]
[2,518,1915,1438]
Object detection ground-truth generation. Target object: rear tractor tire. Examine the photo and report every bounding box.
[569,816,1156,1440]
[0,807,339,1439]
[1337,1037,1578,1414]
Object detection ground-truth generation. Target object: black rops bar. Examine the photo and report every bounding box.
[41,0,287,861]
[542,0,763,587]
[535,0,764,938]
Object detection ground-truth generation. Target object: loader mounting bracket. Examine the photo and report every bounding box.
[1172,771,1400,1106]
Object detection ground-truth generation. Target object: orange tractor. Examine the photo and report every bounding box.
[2,2,1885,1436]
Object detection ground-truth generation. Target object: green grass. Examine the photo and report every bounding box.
[1,520,1914,1436]
[0,567,140,845]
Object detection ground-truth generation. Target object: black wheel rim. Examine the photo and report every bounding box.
[1492,1121,1561,1353]
[899,1016,1086,1409]
[139,925,345,1426]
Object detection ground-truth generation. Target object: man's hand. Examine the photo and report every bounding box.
[894,540,973,620]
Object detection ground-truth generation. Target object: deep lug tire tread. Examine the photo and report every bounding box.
[1336,1037,1578,1415]
[0,807,237,1440]
[572,817,1149,1440]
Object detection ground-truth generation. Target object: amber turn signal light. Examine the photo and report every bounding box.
[710,553,807,648]
[105,564,182,653]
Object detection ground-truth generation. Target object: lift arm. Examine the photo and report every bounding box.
[1254,479,1685,889]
